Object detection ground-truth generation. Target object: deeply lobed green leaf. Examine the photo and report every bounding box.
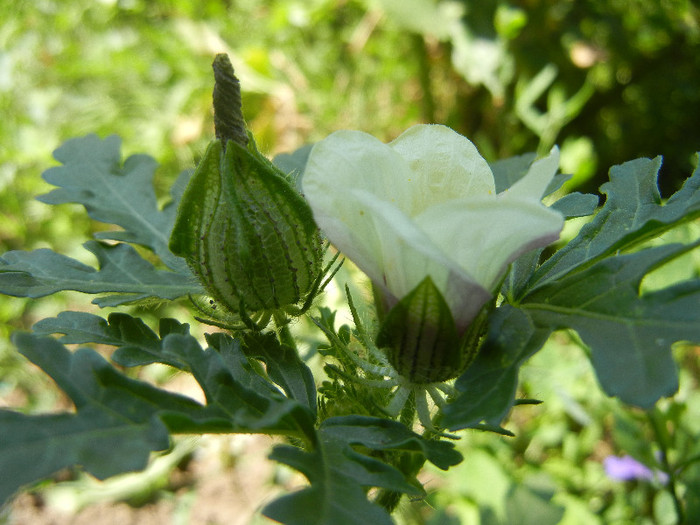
[0,333,200,505]
[33,311,190,368]
[0,325,323,506]
[522,242,700,407]
[39,134,190,272]
[263,415,462,525]
[0,240,201,307]
[241,331,318,418]
[528,155,700,293]
[449,155,700,424]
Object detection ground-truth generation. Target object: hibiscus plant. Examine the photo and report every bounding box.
[1,54,699,524]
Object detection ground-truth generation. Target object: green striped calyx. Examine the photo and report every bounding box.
[169,54,323,318]
[376,277,480,383]
[169,137,323,316]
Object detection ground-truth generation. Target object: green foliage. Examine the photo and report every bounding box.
[1,332,185,505]
[0,240,199,307]
[0,132,460,520]
[443,155,700,434]
[0,325,321,503]
[443,306,551,431]
[241,331,318,417]
[265,416,461,525]
[39,134,190,272]
[519,156,700,408]
[3,129,699,523]
[33,311,191,368]
[2,2,700,522]
[523,242,700,407]
[529,156,700,288]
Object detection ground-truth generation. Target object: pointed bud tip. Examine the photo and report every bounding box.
[212,53,248,148]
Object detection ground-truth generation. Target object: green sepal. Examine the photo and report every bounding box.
[169,139,222,262]
[376,276,462,383]
[169,137,322,315]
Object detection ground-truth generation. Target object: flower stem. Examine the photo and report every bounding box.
[274,312,298,352]
[373,391,419,515]
[648,408,685,524]
[412,34,435,123]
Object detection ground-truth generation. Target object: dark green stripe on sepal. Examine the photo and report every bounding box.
[169,137,322,316]
[169,139,228,297]
[376,277,463,384]
[220,138,322,310]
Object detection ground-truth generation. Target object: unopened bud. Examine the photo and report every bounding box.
[169,55,323,317]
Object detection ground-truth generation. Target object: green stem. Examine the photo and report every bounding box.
[274,312,298,352]
[648,409,685,524]
[372,392,419,515]
[412,33,435,123]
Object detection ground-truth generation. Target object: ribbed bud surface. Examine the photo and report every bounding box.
[170,139,322,314]
[169,53,322,316]
[376,277,463,383]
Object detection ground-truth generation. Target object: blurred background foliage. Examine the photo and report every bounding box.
[1,0,699,523]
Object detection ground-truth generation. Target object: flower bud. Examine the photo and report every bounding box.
[376,277,468,383]
[169,55,323,317]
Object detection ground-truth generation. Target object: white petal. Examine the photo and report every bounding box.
[303,129,416,212]
[502,146,560,200]
[416,197,564,289]
[301,130,405,279]
[302,126,562,331]
[303,131,492,329]
[389,125,496,215]
[346,190,491,330]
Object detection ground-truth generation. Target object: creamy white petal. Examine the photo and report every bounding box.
[502,146,560,201]
[389,125,496,215]
[303,129,416,211]
[303,130,412,281]
[303,128,493,329]
[415,197,564,289]
[303,124,564,331]
[346,190,491,330]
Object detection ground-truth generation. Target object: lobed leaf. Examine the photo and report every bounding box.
[320,416,462,471]
[528,154,700,293]
[263,415,462,525]
[0,333,207,505]
[39,134,190,272]
[203,332,286,399]
[163,334,316,441]
[33,311,189,368]
[241,331,318,417]
[550,191,599,219]
[32,314,317,436]
[1,328,324,505]
[522,242,700,407]
[0,409,167,508]
[0,240,201,307]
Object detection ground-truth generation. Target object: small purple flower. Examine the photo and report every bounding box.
[604,455,669,484]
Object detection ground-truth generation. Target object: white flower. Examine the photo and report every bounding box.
[302,124,564,332]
